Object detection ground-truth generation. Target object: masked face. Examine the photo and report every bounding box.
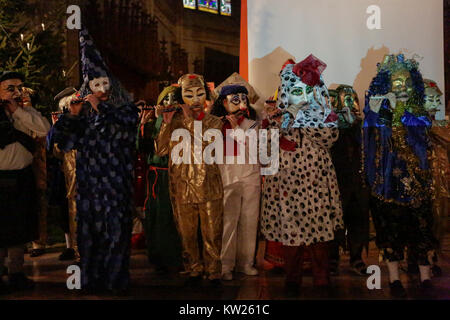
[89,77,111,101]
[0,79,24,107]
[288,82,313,107]
[162,92,178,107]
[391,69,413,102]
[224,93,248,114]
[338,89,359,111]
[181,86,206,109]
[424,87,442,117]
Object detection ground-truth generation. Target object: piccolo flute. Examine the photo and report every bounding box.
[139,104,202,113]
[160,105,202,113]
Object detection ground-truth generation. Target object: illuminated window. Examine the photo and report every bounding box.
[220,0,231,16]
[183,0,196,10]
[198,0,219,14]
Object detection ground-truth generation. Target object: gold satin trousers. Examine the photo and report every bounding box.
[172,199,223,280]
[67,196,78,251]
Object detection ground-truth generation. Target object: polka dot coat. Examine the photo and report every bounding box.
[261,113,344,247]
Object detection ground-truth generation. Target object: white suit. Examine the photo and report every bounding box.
[219,118,261,274]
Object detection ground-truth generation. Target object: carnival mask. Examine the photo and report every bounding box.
[179,74,207,109]
[89,77,111,101]
[182,86,206,109]
[424,87,442,117]
[391,69,413,102]
[288,82,313,107]
[162,92,178,107]
[224,93,248,114]
[338,88,359,111]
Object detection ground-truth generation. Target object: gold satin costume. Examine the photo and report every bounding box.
[54,145,78,252]
[429,123,450,247]
[156,112,224,279]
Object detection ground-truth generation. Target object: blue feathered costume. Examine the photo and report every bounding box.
[362,54,437,264]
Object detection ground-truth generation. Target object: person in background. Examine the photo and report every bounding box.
[140,86,183,274]
[407,79,449,277]
[328,85,370,276]
[48,87,81,261]
[0,71,50,292]
[21,87,49,258]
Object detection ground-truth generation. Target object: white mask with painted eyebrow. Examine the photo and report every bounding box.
[89,77,110,93]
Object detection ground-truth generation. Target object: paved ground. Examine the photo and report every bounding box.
[1,235,449,300]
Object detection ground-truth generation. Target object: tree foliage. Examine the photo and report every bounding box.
[0,0,69,116]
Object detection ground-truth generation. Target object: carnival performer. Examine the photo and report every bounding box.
[260,60,296,273]
[362,54,438,297]
[156,74,224,286]
[407,79,449,277]
[139,86,183,274]
[51,29,139,293]
[21,87,50,258]
[328,85,370,276]
[48,87,81,261]
[260,55,344,295]
[210,83,260,281]
[0,71,50,292]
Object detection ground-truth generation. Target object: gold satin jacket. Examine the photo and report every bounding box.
[156,112,224,204]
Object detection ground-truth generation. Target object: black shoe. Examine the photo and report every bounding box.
[431,265,442,277]
[407,264,419,274]
[59,248,76,261]
[8,273,35,291]
[30,249,46,258]
[389,280,407,298]
[284,281,300,297]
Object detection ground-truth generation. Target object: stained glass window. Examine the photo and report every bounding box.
[220,0,231,16]
[183,0,196,10]
[197,0,219,14]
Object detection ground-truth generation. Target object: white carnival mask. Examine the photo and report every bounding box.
[424,87,442,116]
[288,82,313,107]
[89,77,111,94]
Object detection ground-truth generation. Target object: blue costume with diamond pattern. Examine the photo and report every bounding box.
[53,102,138,290]
[52,27,139,290]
